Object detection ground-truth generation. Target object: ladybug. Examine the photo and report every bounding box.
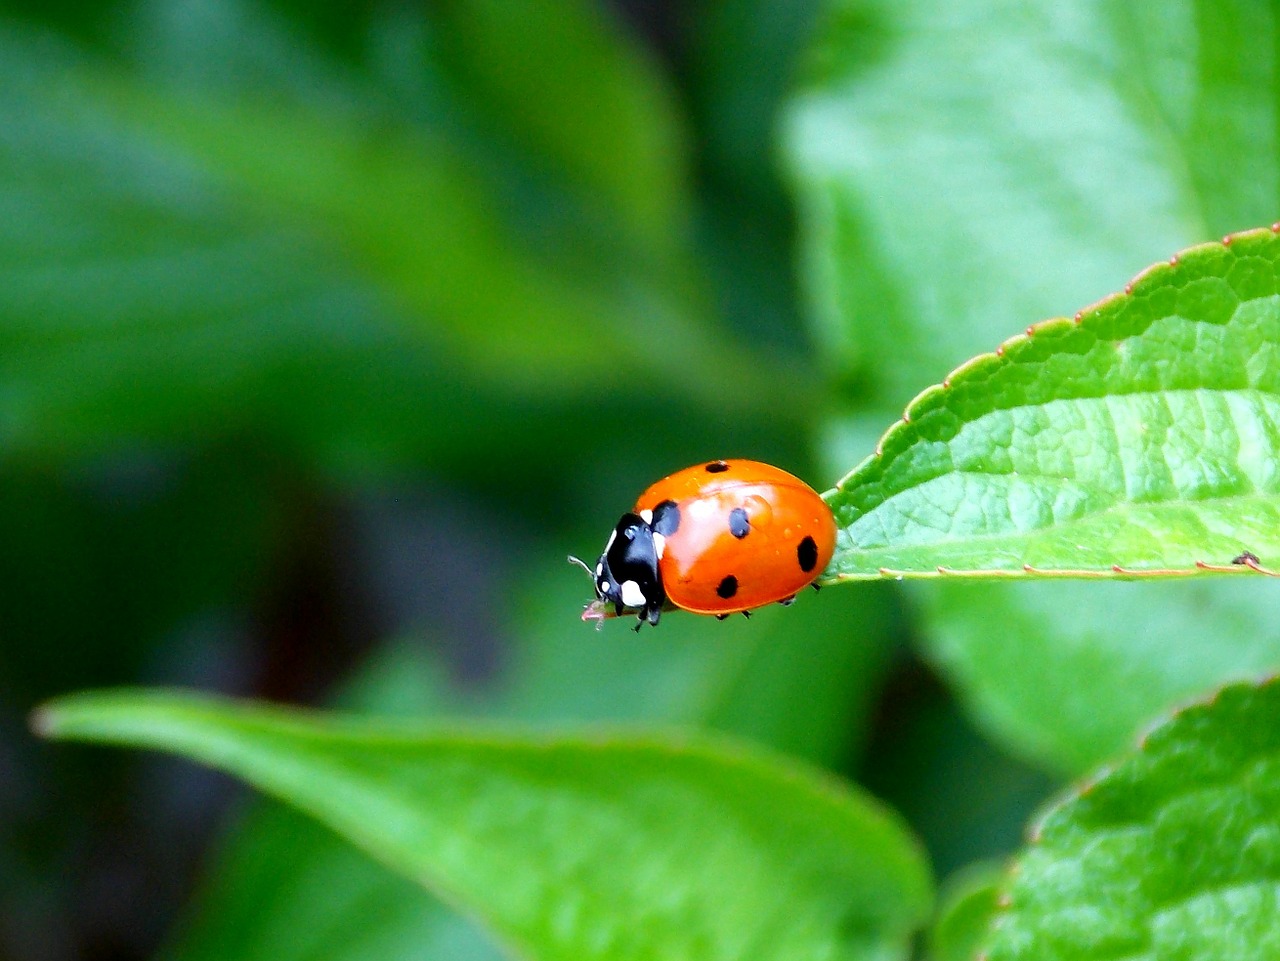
[573,459,836,630]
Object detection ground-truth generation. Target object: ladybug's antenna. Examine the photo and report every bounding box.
[567,555,593,578]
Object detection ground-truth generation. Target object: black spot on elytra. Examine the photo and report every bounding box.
[728,507,750,539]
[652,500,681,536]
[705,460,730,473]
[716,575,738,599]
[797,535,819,572]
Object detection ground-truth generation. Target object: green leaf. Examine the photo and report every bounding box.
[820,227,1280,579]
[37,690,932,961]
[105,0,700,387]
[161,800,506,961]
[164,641,508,961]
[916,580,1280,773]
[980,679,1280,960]
[422,0,687,254]
[928,863,1002,961]
[0,5,811,464]
[785,0,1279,417]
[165,558,902,961]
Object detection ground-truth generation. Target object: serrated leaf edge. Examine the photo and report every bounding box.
[973,673,1280,961]
[821,224,1280,583]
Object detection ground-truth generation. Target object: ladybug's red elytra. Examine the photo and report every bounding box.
[573,459,836,630]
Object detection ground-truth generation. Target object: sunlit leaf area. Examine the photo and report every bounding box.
[10,2,1280,959]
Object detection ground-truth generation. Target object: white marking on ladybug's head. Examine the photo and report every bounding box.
[638,508,653,524]
[597,579,610,595]
[619,579,646,609]
[652,532,666,559]
[595,561,604,577]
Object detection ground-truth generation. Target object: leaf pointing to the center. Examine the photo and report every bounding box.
[35,689,932,961]
[823,227,1280,580]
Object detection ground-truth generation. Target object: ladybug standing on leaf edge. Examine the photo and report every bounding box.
[571,459,837,631]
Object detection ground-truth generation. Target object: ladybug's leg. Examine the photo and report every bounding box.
[778,595,796,607]
[715,613,730,621]
[632,598,662,631]
[740,610,752,619]
[810,582,821,592]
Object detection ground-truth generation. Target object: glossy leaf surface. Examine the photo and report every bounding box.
[982,679,1280,960]
[38,690,931,961]
[165,579,900,961]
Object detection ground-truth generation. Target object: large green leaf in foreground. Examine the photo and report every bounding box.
[824,227,1280,579]
[165,580,899,961]
[982,678,1280,960]
[36,690,931,961]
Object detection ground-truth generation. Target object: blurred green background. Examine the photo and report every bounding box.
[7,0,1277,959]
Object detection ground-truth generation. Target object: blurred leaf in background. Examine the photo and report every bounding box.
[1,0,866,959]
[784,0,1280,790]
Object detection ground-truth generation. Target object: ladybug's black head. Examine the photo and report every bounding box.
[590,512,665,629]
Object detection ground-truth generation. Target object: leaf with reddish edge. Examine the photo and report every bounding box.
[821,227,1280,582]
[979,678,1280,961]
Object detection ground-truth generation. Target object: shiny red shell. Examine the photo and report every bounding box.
[634,459,836,615]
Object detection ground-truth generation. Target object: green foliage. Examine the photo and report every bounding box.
[785,0,1280,795]
[928,863,1002,961]
[162,584,899,961]
[821,228,1280,579]
[37,689,932,961]
[983,679,1280,961]
[785,0,1278,425]
[162,799,508,961]
[16,0,1280,959]
[917,579,1280,773]
[0,0,807,470]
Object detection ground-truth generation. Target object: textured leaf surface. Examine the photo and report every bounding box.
[917,580,1280,773]
[982,679,1280,960]
[38,690,931,961]
[820,228,1280,579]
